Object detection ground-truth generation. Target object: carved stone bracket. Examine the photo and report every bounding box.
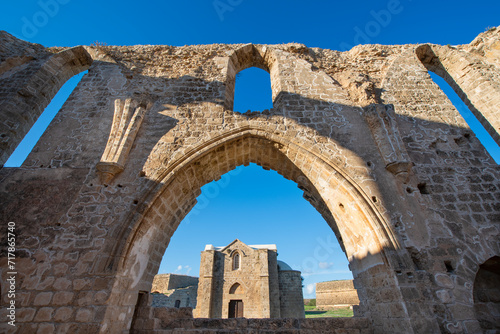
[363,104,413,183]
[97,98,151,184]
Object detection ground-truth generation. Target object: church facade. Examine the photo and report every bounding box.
[194,240,305,319]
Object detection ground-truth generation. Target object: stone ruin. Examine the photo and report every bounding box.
[316,280,360,309]
[0,26,499,333]
[150,274,198,309]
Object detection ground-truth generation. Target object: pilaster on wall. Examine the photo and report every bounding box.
[194,250,216,318]
[267,251,281,319]
[258,249,272,318]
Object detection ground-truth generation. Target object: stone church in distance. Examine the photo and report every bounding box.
[194,240,305,319]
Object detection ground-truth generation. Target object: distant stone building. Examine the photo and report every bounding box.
[316,280,359,309]
[151,274,199,308]
[194,239,304,318]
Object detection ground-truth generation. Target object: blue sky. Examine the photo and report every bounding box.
[2,1,499,299]
[2,1,500,48]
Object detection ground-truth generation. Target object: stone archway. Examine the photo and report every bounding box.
[100,126,412,333]
[223,44,282,111]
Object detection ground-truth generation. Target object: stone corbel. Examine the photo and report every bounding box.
[97,98,151,184]
[363,104,413,183]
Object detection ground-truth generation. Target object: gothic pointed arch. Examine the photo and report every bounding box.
[100,124,414,332]
[229,282,244,294]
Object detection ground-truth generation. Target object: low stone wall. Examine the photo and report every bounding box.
[316,280,360,309]
[136,315,372,333]
[132,293,372,333]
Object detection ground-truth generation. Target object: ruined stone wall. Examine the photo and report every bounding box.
[316,280,360,309]
[151,285,198,309]
[151,274,198,293]
[278,270,305,318]
[0,27,499,334]
[166,274,198,290]
[131,293,194,332]
[151,274,170,293]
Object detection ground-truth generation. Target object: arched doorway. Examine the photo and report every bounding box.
[100,127,410,333]
[473,256,500,331]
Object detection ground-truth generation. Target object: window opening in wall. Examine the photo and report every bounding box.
[174,300,181,308]
[233,252,240,270]
[428,71,500,164]
[4,70,87,167]
[233,67,273,113]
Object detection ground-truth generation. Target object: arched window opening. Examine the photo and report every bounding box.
[233,252,240,270]
[473,256,500,332]
[229,283,243,294]
[174,300,181,308]
[233,67,273,113]
[427,71,500,163]
[4,70,88,167]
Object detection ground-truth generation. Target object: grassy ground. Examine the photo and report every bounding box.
[304,305,354,318]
